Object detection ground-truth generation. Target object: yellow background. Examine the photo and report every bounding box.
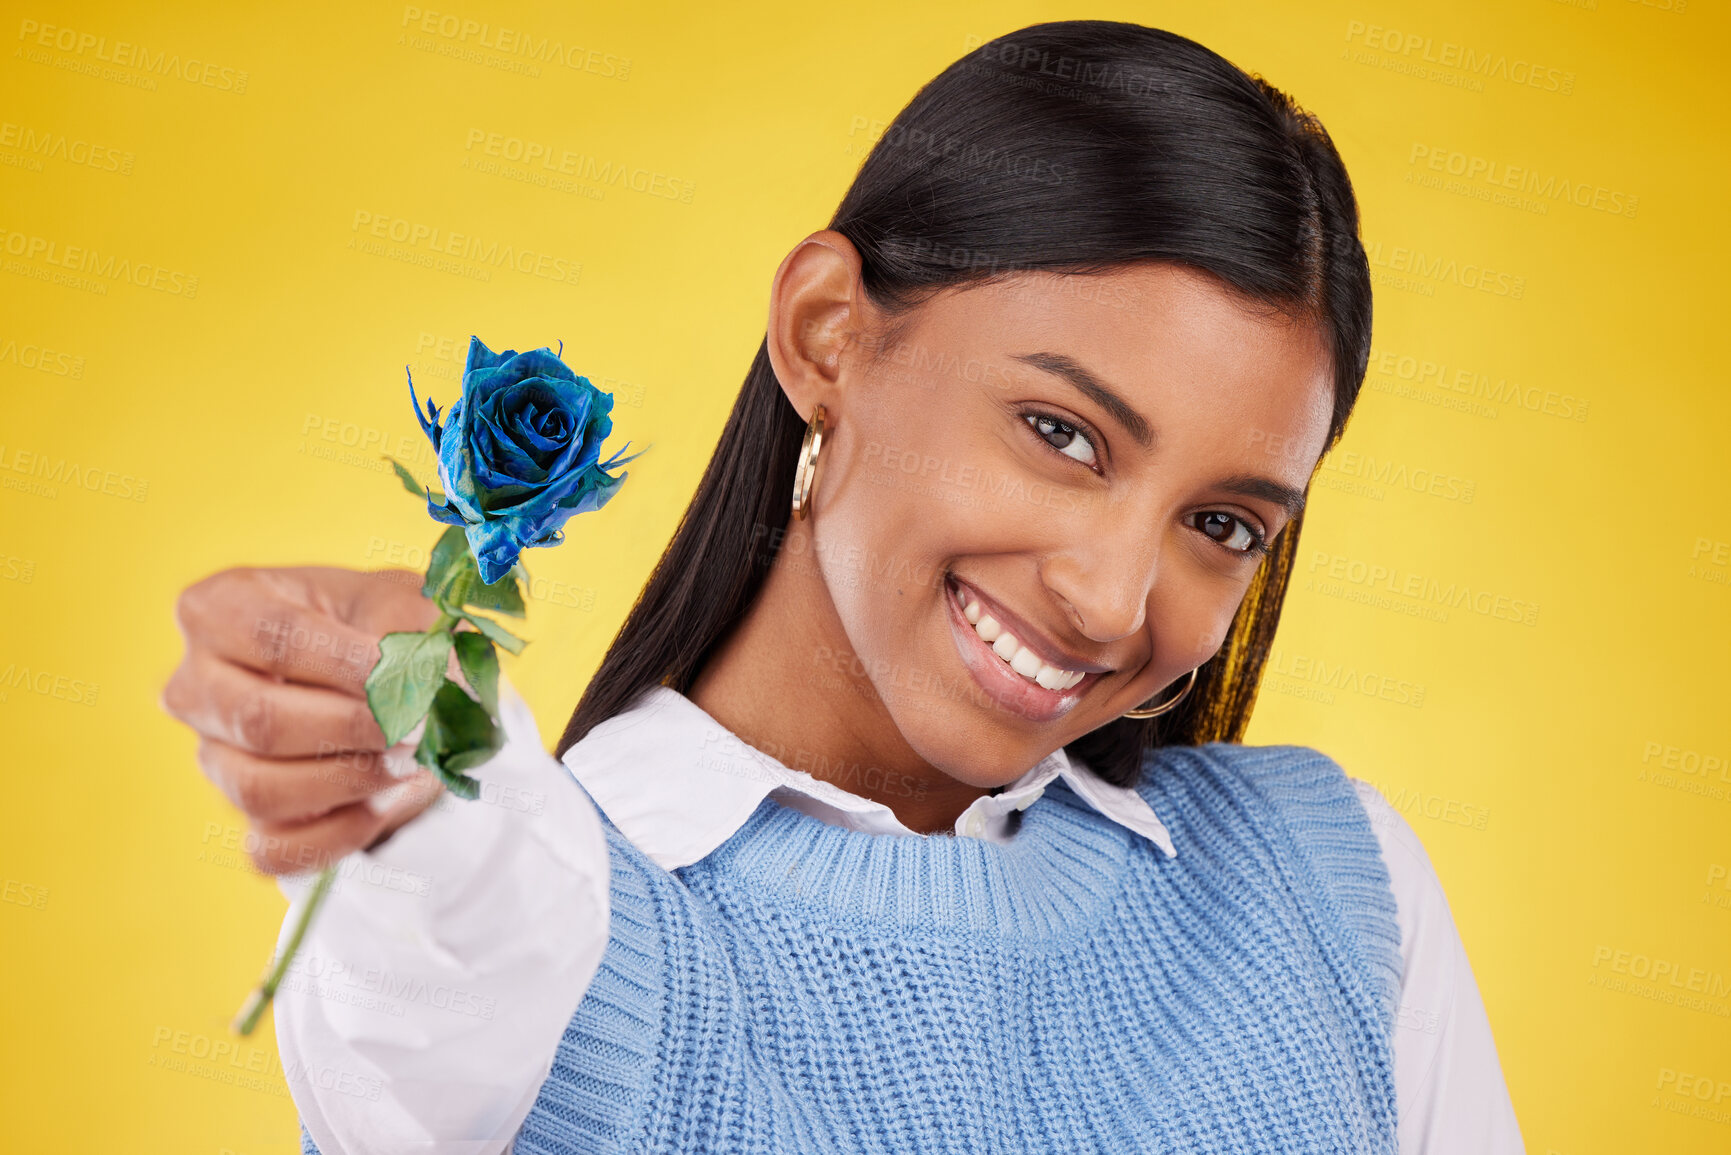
[2,1,1726,1151]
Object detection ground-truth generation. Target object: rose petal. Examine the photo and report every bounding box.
[462,336,513,379]
[500,383,571,456]
[432,340,635,565]
[474,404,545,482]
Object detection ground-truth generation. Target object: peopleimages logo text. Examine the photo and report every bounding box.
[16,19,249,92]
[1344,20,1575,94]
[350,211,581,285]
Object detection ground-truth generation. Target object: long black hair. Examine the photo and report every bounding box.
[555,20,1372,788]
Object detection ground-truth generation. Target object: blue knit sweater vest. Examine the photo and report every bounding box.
[297,743,1402,1153]
[505,741,1402,1154]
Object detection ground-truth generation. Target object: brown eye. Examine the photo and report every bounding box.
[1023,411,1098,468]
[1191,511,1264,555]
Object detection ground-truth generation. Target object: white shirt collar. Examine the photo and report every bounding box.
[560,685,1177,870]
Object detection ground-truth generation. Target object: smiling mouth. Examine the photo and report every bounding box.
[942,571,1108,722]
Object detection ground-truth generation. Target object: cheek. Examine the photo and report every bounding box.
[813,415,990,598]
[808,452,1030,680]
[1151,578,1246,664]
[804,465,944,671]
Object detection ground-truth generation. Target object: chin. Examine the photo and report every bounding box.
[885,700,1056,790]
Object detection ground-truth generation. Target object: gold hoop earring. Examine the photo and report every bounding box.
[1122,666,1198,719]
[790,404,827,521]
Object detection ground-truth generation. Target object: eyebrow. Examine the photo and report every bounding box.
[1014,351,1155,449]
[1213,473,1309,521]
[1013,350,1309,521]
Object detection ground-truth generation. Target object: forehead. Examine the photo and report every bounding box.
[905,263,1336,466]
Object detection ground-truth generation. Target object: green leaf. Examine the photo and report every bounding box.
[461,566,526,619]
[365,630,454,746]
[421,525,473,606]
[455,608,527,655]
[452,630,499,715]
[383,455,434,500]
[414,678,503,799]
[419,524,527,619]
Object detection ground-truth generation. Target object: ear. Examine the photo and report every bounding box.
[765,229,866,422]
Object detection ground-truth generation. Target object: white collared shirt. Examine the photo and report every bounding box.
[275,676,1525,1154]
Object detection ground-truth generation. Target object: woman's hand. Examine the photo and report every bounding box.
[161,565,450,874]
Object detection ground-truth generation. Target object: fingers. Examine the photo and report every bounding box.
[330,566,446,635]
[164,649,388,759]
[165,564,462,877]
[175,567,397,696]
[245,770,445,875]
[195,735,411,826]
[244,803,391,875]
[365,769,447,848]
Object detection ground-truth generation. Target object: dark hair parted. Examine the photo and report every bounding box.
[554,20,1373,788]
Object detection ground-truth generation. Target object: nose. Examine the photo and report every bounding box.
[1039,502,1160,644]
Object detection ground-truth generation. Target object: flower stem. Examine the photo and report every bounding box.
[231,600,454,1035]
[231,863,338,1036]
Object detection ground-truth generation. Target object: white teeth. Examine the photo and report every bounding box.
[955,585,1088,693]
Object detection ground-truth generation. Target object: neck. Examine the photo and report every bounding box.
[686,519,989,835]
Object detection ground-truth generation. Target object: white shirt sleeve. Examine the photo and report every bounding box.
[1350,778,1525,1155]
[273,673,611,1155]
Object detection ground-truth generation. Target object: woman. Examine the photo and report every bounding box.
[164,20,1523,1154]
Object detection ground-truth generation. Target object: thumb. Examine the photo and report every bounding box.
[364,767,446,849]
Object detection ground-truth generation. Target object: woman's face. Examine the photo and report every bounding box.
[768,240,1335,792]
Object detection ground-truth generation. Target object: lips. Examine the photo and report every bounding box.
[942,571,1106,724]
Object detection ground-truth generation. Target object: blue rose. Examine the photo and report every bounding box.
[409,336,640,584]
